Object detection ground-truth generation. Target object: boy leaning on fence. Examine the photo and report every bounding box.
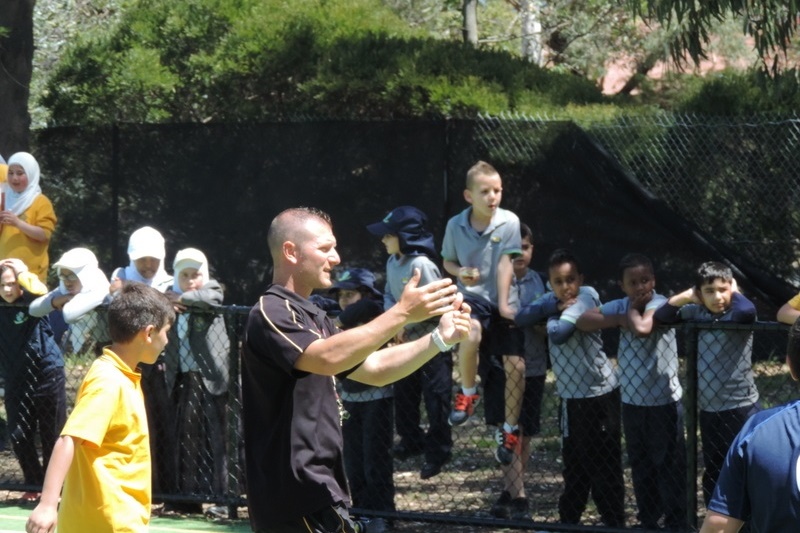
[26,283,175,533]
[653,261,760,506]
[515,248,625,527]
[442,161,521,431]
[699,319,800,533]
[0,258,66,504]
[577,253,687,530]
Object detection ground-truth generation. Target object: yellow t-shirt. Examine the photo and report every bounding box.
[58,348,151,533]
[0,194,56,282]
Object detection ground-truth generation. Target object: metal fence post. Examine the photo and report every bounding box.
[683,323,699,530]
[224,307,245,519]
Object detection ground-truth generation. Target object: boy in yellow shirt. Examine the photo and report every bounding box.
[26,283,175,533]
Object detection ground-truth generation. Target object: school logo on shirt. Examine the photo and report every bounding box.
[13,312,27,325]
[491,236,501,243]
[401,276,410,285]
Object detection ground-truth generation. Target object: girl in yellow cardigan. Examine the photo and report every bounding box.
[0,152,57,282]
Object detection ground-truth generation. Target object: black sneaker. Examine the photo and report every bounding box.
[391,441,423,460]
[509,497,529,520]
[364,517,389,532]
[489,490,512,519]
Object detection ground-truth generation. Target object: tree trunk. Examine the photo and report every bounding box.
[462,0,478,45]
[520,0,543,65]
[616,52,660,95]
[0,0,35,155]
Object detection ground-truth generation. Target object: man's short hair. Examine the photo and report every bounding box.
[694,261,733,290]
[267,207,332,261]
[108,283,175,343]
[548,248,580,274]
[787,319,800,379]
[618,253,654,279]
[466,160,499,189]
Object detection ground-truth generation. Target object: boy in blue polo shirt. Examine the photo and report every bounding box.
[577,253,686,529]
[700,319,800,533]
[367,206,452,480]
[442,161,521,431]
[654,261,759,506]
[516,249,625,527]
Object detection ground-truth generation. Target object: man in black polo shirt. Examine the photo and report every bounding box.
[242,207,471,533]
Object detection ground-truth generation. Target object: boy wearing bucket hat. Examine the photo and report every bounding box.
[367,206,453,480]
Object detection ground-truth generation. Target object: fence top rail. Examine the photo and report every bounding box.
[1,301,793,330]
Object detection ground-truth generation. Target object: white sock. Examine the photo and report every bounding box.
[503,422,518,433]
[462,386,477,396]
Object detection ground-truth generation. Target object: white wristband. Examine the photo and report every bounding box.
[431,327,456,352]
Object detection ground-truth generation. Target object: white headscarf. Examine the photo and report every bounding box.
[172,248,210,342]
[171,247,210,294]
[122,226,172,290]
[5,152,42,215]
[53,247,110,323]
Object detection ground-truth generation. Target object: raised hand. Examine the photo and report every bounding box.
[396,269,458,324]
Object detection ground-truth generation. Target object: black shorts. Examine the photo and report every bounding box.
[488,316,524,357]
[520,375,546,437]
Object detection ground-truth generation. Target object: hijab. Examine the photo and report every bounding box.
[172,247,210,341]
[54,247,109,295]
[53,247,110,322]
[5,152,42,216]
[171,247,210,295]
[122,226,172,290]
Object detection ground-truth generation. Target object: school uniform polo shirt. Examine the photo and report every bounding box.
[655,292,758,412]
[533,287,618,399]
[59,348,150,533]
[441,206,521,305]
[601,293,682,406]
[242,284,349,528]
[709,400,800,532]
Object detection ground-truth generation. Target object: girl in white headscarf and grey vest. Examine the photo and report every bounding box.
[162,247,230,514]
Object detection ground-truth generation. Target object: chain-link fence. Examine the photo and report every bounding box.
[0,298,794,531]
[13,114,800,529]
[30,115,799,314]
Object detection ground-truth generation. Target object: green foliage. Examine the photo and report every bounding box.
[631,0,800,68]
[42,0,605,124]
[676,69,800,114]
